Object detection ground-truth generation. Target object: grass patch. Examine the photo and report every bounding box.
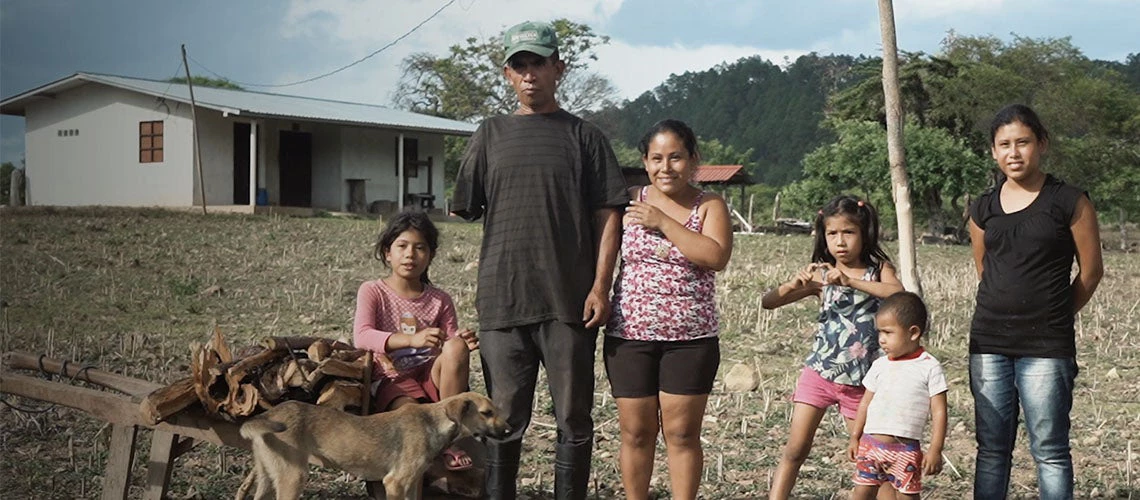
[1,207,1137,499]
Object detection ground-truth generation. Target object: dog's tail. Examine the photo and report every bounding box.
[239,417,287,440]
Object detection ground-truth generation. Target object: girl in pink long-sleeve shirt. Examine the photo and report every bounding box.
[354,210,479,470]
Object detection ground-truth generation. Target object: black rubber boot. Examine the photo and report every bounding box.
[483,439,523,500]
[554,441,593,500]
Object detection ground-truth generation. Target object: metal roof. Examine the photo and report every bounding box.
[694,165,752,184]
[0,72,478,136]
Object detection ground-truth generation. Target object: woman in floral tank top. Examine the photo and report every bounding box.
[604,119,733,500]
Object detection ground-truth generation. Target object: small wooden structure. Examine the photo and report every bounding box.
[2,352,253,500]
[1,336,484,499]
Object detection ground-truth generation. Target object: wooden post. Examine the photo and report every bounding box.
[877,0,923,295]
[9,167,24,206]
[102,424,138,500]
[181,45,208,215]
[1121,207,1128,251]
[397,133,405,211]
[772,191,781,223]
[748,193,754,228]
[143,431,179,500]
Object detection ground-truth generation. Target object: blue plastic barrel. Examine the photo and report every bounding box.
[256,188,268,206]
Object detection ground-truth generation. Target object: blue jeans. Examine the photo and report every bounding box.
[970,354,1078,500]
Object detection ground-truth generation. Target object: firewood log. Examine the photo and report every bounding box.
[316,380,363,412]
[190,342,225,415]
[261,336,353,352]
[139,376,197,425]
[208,327,233,364]
[226,383,260,417]
[307,339,332,362]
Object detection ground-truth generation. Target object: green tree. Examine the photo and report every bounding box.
[1050,135,1140,232]
[831,34,1139,154]
[783,120,988,235]
[394,19,616,122]
[393,19,618,183]
[167,76,243,90]
[610,139,642,169]
[699,138,754,168]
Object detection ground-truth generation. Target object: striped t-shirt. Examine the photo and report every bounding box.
[452,109,628,330]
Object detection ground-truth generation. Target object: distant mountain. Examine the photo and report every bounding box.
[587,53,875,186]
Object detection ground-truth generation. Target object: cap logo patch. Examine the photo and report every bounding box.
[511,31,539,43]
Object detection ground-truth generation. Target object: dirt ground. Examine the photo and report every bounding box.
[1,207,1138,499]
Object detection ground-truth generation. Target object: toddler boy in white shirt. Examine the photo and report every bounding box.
[847,291,948,498]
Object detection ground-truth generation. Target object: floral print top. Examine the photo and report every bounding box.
[804,264,882,385]
[606,187,718,342]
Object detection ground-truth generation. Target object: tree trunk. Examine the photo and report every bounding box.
[877,0,924,295]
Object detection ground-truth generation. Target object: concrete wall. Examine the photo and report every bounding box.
[339,127,447,211]
[310,123,342,211]
[21,81,456,209]
[24,82,194,206]
[193,108,235,205]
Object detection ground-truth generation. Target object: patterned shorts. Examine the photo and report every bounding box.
[852,435,923,494]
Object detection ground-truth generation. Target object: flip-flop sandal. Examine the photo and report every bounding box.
[442,447,474,471]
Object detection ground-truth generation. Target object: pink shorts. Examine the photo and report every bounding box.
[852,435,924,494]
[791,366,865,419]
[371,362,438,411]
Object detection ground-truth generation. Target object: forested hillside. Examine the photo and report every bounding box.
[590,43,1138,198]
[588,54,873,185]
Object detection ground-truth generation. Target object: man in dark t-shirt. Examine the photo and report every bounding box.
[451,20,628,500]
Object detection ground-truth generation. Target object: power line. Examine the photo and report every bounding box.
[186,0,458,89]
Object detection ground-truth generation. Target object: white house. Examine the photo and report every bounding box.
[0,72,477,212]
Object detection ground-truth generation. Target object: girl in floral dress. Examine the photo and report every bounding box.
[604,119,733,500]
[761,195,904,499]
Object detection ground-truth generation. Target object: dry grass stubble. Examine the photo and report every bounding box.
[1,207,1137,498]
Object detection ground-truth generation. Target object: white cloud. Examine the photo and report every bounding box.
[594,40,808,101]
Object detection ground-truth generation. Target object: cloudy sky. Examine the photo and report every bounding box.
[1,0,1136,163]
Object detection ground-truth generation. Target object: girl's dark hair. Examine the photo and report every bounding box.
[811,195,891,266]
[373,210,439,284]
[989,104,1049,145]
[638,119,700,159]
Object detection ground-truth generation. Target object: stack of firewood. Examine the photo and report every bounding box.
[140,329,374,424]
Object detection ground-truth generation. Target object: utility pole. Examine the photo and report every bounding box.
[181,45,208,215]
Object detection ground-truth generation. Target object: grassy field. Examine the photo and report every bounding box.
[1,207,1137,499]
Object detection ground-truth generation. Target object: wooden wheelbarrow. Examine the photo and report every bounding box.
[1,351,486,499]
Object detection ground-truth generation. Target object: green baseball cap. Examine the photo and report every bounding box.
[502,21,558,64]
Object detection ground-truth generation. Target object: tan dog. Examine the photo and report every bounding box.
[239,391,509,500]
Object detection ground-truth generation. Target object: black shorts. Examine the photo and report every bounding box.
[603,335,720,398]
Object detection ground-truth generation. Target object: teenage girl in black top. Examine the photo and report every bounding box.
[967,104,1103,500]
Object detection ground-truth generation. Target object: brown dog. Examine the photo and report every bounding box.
[238,391,509,500]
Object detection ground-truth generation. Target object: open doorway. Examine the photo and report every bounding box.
[279,131,312,207]
[233,123,251,204]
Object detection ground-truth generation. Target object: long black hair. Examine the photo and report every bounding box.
[373,210,440,285]
[811,195,891,267]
